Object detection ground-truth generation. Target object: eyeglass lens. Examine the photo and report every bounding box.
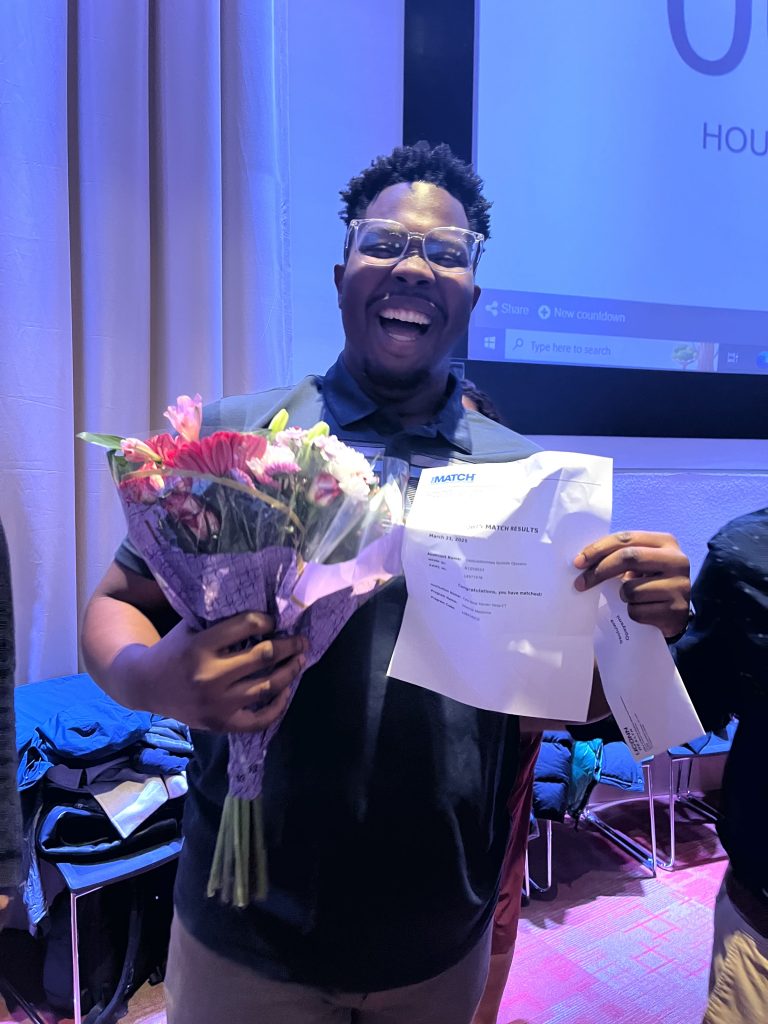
[355,221,475,271]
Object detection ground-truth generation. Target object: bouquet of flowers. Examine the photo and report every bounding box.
[80,395,406,906]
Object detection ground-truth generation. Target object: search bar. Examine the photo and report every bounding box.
[504,330,711,372]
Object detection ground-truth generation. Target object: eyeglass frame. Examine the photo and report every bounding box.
[344,218,485,275]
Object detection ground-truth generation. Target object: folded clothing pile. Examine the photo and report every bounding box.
[14,673,191,927]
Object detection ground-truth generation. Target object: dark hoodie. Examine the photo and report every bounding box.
[0,518,22,893]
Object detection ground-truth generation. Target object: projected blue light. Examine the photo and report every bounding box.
[472,1,768,376]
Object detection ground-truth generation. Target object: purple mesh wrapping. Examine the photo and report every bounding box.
[122,498,375,800]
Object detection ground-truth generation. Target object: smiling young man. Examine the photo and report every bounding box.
[334,178,481,423]
[81,142,691,1023]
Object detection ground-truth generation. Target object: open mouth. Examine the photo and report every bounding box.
[378,307,432,341]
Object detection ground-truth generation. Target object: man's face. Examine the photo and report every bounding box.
[334,182,481,396]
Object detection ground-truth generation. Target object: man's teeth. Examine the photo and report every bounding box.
[380,307,432,327]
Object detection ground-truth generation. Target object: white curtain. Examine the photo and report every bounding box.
[0,0,292,684]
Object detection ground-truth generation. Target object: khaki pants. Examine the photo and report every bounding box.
[164,914,492,1024]
[703,874,768,1024]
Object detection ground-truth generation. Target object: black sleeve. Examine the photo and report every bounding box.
[671,551,738,731]
[114,535,155,579]
[0,520,22,890]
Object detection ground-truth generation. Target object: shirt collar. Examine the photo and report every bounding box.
[321,356,472,454]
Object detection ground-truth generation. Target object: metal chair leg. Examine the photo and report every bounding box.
[543,819,553,890]
[657,754,721,871]
[651,758,677,872]
[676,755,720,822]
[524,819,555,896]
[583,761,658,876]
[681,757,693,799]
[667,756,679,869]
[0,891,87,1024]
[645,762,658,870]
[71,891,82,1024]
[0,972,49,1024]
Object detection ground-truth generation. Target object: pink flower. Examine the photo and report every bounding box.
[172,432,267,479]
[163,488,220,544]
[121,438,161,463]
[149,433,182,463]
[164,394,203,442]
[120,435,176,496]
[121,433,179,466]
[246,443,301,485]
[274,427,308,450]
[307,472,342,507]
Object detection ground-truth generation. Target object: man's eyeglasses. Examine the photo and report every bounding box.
[345,219,484,275]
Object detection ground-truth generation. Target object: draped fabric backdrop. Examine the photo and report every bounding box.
[2,0,760,694]
[0,0,292,683]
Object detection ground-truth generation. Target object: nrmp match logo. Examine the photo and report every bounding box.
[431,472,476,484]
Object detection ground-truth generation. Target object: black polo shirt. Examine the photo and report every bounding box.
[115,357,539,991]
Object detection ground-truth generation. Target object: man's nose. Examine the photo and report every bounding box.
[392,248,435,285]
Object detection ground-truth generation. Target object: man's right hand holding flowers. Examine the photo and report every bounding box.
[82,562,307,734]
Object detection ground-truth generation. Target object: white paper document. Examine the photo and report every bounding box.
[388,452,612,721]
[388,452,704,756]
[594,581,703,760]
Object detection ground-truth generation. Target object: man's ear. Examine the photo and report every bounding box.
[472,284,481,310]
[333,264,345,307]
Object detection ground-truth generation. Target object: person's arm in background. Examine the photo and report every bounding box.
[0,520,22,929]
[671,550,740,732]
[81,560,308,734]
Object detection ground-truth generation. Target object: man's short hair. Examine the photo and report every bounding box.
[340,141,492,239]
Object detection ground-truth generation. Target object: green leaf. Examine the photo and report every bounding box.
[77,431,125,450]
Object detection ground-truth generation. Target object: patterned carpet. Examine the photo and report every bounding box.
[0,798,726,1024]
[501,799,726,1024]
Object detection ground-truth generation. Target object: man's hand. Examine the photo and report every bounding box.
[112,610,308,733]
[574,531,691,637]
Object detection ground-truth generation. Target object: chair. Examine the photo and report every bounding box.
[583,724,736,874]
[581,757,657,875]
[8,669,187,1024]
[658,718,737,869]
[526,752,654,893]
[525,751,655,891]
[55,838,182,1024]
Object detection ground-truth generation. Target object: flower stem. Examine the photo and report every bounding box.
[252,796,268,902]
[233,798,249,909]
[207,794,268,905]
[220,801,235,904]
[206,795,231,898]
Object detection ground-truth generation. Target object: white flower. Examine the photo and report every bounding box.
[312,435,376,499]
